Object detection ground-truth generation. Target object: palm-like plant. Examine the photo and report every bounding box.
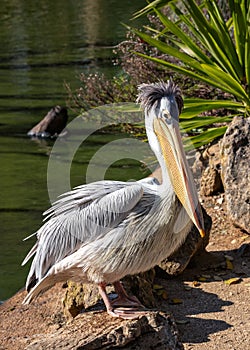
[131,0,250,148]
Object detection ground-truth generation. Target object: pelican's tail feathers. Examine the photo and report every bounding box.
[22,275,55,305]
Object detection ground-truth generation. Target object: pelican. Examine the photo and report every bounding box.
[22,80,205,319]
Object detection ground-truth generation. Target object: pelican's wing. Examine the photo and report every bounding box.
[43,181,130,220]
[22,181,145,289]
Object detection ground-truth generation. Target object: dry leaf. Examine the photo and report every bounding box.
[192,281,201,287]
[153,284,168,299]
[224,277,241,285]
[240,235,249,242]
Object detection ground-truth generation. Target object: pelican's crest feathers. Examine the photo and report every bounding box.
[137,80,183,114]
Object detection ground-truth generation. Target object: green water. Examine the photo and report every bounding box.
[0,0,147,301]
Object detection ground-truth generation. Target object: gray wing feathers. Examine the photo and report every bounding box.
[23,181,144,288]
[44,181,128,219]
[21,242,38,266]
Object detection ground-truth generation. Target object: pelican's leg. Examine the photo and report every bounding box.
[98,282,146,320]
[98,282,116,315]
[112,281,144,308]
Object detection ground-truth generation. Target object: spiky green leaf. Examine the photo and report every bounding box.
[183,126,228,149]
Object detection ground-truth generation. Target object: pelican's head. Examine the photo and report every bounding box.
[137,80,205,237]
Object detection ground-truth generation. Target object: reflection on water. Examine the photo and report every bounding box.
[0,0,146,128]
[0,0,147,300]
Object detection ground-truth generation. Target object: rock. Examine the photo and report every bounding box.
[25,311,184,350]
[220,116,250,232]
[122,270,156,308]
[158,206,212,275]
[0,288,183,349]
[192,149,207,180]
[27,105,68,138]
[63,281,100,318]
[63,282,118,318]
[63,270,156,319]
[196,143,224,196]
[200,166,223,196]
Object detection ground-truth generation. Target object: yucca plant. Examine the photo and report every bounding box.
[130,0,250,148]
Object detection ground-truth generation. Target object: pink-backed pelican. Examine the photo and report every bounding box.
[22,80,205,319]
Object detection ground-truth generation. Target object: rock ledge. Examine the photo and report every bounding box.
[25,310,183,350]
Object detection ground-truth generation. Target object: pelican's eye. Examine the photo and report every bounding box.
[162,110,172,123]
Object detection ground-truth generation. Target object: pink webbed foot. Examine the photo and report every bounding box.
[111,281,144,308]
[107,307,148,320]
[98,281,147,320]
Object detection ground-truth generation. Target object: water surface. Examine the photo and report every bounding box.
[0,0,147,300]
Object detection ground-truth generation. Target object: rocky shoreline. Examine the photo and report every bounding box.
[1,116,249,350]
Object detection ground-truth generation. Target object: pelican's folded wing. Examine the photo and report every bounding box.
[22,181,144,286]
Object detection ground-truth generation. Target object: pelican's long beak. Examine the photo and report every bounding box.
[154,115,205,237]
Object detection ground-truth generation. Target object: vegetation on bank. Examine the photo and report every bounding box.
[67,0,250,149]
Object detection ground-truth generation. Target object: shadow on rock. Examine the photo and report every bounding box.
[156,243,250,344]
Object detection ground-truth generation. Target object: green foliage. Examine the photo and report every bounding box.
[130,0,250,147]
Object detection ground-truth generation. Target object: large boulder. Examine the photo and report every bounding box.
[27,105,68,138]
[220,116,250,232]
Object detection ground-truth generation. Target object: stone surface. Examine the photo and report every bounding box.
[159,207,212,275]
[0,287,183,350]
[220,116,250,232]
[27,105,68,138]
[25,311,184,350]
[122,270,156,308]
[63,281,100,318]
[200,166,223,196]
[195,143,224,196]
